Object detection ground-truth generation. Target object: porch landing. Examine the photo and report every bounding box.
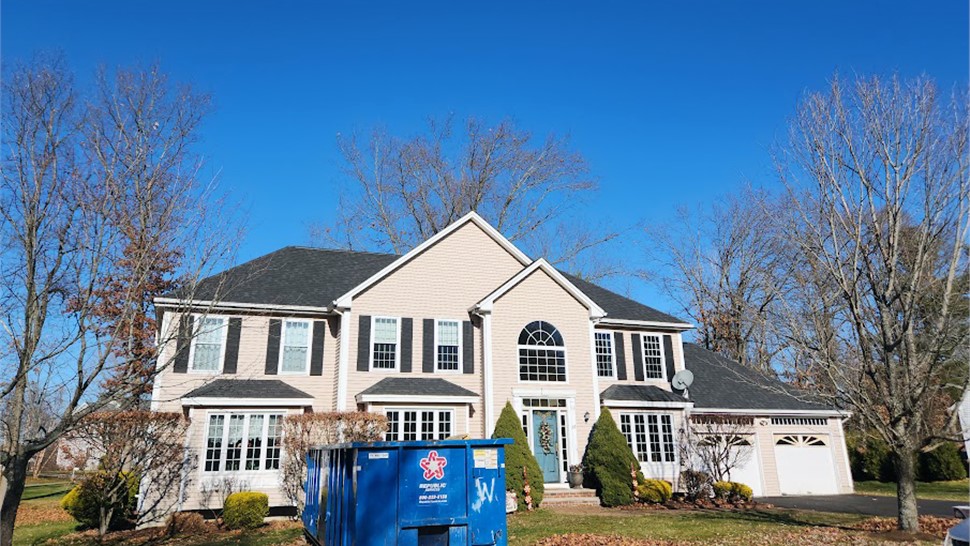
[542,486,600,506]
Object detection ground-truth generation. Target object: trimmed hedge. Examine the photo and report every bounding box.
[637,479,672,504]
[222,492,269,530]
[847,431,895,482]
[918,442,968,482]
[492,402,544,510]
[582,408,643,507]
[61,471,139,531]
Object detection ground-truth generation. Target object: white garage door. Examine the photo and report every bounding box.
[774,435,838,495]
[726,438,764,497]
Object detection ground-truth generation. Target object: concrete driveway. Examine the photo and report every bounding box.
[759,494,963,518]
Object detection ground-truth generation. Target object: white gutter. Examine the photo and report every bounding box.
[154,297,334,315]
[690,407,849,417]
[596,317,695,330]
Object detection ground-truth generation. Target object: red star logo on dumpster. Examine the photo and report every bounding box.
[419,450,447,480]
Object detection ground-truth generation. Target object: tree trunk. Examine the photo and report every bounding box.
[0,456,29,546]
[893,449,920,532]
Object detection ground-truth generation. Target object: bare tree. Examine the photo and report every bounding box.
[0,57,238,545]
[313,116,623,281]
[678,414,755,484]
[645,188,789,372]
[775,74,969,532]
[62,411,192,535]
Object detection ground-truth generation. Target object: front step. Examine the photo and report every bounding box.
[542,487,600,505]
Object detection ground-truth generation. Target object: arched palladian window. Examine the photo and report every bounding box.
[518,321,566,382]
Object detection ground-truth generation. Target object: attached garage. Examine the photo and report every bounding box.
[773,434,839,495]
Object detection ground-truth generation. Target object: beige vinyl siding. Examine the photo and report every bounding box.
[153,313,338,413]
[490,267,598,454]
[345,221,526,437]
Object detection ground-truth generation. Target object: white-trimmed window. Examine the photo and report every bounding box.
[203,412,284,472]
[371,317,400,370]
[280,319,311,374]
[594,331,615,378]
[435,320,461,372]
[191,315,227,373]
[518,321,567,382]
[384,409,453,441]
[641,334,665,379]
[618,412,676,463]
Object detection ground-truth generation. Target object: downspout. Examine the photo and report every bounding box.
[335,306,352,412]
[472,307,495,437]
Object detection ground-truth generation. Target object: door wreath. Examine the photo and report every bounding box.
[538,413,555,454]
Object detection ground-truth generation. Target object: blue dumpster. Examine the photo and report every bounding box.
[303,439,511,546]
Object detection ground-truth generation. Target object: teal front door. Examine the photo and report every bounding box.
[532,410,560,483]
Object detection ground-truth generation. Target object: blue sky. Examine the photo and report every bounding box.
[3,1,967,319]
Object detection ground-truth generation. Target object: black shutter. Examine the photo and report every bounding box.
[357,315,371,371]
[663,335,675,383]
[310,320,326,376]
[462,321,474,374]
[265,319,281,375]
[172,315,191,373]
[614,332,627,380]
[631,333,644,381]
[400,318,413,372]
[223,317,242,374]
[422,319,435,373]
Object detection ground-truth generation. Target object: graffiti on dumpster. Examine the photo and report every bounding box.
[470,477,496,512]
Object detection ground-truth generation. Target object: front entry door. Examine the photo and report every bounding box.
[532,410,560,483]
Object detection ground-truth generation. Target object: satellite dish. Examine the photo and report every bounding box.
[672,369,694,391]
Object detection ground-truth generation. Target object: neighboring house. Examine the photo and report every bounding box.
[149,212,852,513]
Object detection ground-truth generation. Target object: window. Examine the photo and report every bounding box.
[371,317,400,370]
[518,321,566,382]
[280,320,311,374]
[435,320,461,372]
[384,409,453,441]
[619,413,676,463]
[594,331,615,377]
[203,412,284,473]
[640,334,664,379]
[191,316,227,372]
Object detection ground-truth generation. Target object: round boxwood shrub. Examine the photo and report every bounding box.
[492,402,544,510]
[637,479,672,504]
[222,492,269,530]
[61,472,139,531]
[582,408,642,507]
[712,481,754,502]
[918,442,968,482]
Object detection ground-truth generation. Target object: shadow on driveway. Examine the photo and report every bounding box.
[759,494,959,518]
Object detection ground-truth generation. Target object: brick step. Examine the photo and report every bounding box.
[544,488,597,498]
[542,495,601,506]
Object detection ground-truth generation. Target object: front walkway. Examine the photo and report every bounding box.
[760,494,960,518]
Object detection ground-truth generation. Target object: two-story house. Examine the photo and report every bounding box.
[149,212,852,514]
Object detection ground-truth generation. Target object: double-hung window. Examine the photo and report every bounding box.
[435,320,461,372]
[594,331,615,378]
[191,316,227,372]
[203,412,283,473]
[371,317,400,370]
[384,409,453,441]
[280,319,311,374]
[641,334,665,379]
[618,413,676,463]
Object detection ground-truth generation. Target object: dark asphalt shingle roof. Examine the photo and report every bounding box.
[358,378,478,398]
[174,246,687,324]
[600,384,688,404]
[563,274,687,324]
[682,343,834,412]
[184,379,313,399]
[179,247,399,308]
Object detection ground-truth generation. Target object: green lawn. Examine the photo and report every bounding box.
[507,508,869,546]
[855,479,970,502]
[21,483,73,501]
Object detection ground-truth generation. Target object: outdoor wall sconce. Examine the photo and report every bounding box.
[584,411,591,423]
